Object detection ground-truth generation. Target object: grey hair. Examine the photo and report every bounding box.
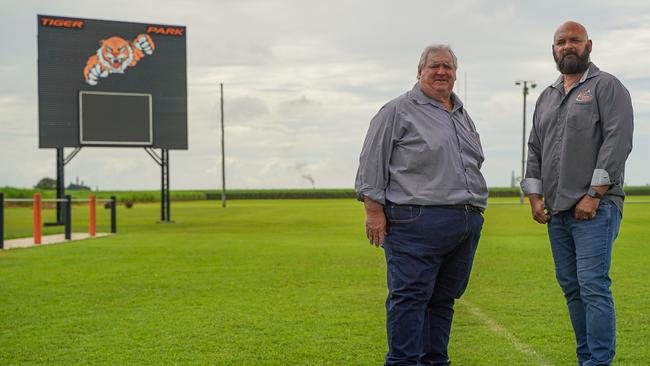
[417,44,458,75]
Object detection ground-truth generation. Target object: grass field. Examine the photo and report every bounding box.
[1,199,648,365]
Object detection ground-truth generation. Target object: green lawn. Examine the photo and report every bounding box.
[1,199,648,365]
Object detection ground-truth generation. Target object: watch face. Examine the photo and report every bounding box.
[588,189,602,198]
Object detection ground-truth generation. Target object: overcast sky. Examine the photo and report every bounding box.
[2,0,649,190]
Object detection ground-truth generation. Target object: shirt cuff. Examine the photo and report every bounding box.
[591,169,612,186]
[520,178,542,196]
[355,187,386,205]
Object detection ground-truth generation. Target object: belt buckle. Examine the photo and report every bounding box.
[465,204,480,213]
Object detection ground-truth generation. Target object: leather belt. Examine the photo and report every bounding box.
[438,204,484,213]
[387,202,484,214]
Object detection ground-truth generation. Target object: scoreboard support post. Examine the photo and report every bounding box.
[161,149,171,222]
[144,147,172,223]
[55,148,64,224]
[46,147,82,226]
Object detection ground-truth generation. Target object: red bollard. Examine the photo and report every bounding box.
[89,195,96,237]
[33,194,42,245]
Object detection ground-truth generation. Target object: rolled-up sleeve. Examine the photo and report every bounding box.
[591,78,634,186]
[521,104,543,196]
[354,104,398,204]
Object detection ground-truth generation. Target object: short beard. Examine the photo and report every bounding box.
[554,47,590,74]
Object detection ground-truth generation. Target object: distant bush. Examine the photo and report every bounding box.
[487,187,521,197]
[34,177,57,190]
[2,186,650,202]
[621,186,650,196]
[1,188,59,201]
[206,189,355,200]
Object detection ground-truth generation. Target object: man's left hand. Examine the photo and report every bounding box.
[574,195,599,221]
[574,185,608,220]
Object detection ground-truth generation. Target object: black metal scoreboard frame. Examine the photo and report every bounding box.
[37,15,188,222]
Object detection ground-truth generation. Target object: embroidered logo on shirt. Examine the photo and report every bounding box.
[576,89,593,102]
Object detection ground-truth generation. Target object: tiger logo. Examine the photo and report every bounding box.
[83,34,155,86]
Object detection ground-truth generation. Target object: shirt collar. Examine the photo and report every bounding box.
[409,82,464,113]
[551,62,601,89]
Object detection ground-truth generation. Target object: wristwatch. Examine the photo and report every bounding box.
[586,188,604,199]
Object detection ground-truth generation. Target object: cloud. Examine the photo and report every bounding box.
[2,0,650,190]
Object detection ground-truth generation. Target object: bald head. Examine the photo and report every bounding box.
[554,21,589,42]
[552,21,592,75]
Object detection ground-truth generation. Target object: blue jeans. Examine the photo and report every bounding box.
[383,203,483,366]
[547,198,622,366]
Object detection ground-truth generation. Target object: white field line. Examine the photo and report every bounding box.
[460,299,552,366]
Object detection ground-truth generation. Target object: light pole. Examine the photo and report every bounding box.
[515,80,536,204]
[220,83,226,208]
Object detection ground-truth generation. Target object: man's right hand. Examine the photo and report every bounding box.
[364,197,387,247]
[529,195,550,224]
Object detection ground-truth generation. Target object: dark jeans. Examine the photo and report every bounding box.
[383,203,483,366]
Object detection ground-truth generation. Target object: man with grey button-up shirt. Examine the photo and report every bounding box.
[356,44,487,366]
[522,21,633,366]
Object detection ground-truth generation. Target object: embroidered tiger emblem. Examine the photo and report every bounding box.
[83,34,155,86]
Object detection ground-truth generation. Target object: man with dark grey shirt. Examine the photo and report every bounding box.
[355,44,488,366]
[522,21,633,366]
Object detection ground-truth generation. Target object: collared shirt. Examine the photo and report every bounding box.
[521,63,634,213]
[355,82,488,208]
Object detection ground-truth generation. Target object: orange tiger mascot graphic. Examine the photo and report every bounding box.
[83,34,155,86]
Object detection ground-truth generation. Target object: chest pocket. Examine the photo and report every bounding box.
[567,102,596,131]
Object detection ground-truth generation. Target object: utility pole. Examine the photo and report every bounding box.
[515,80,536,204]
[220,83,226,208]
[464,71,467,107]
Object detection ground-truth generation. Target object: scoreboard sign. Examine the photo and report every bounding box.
[37,15,188,149]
